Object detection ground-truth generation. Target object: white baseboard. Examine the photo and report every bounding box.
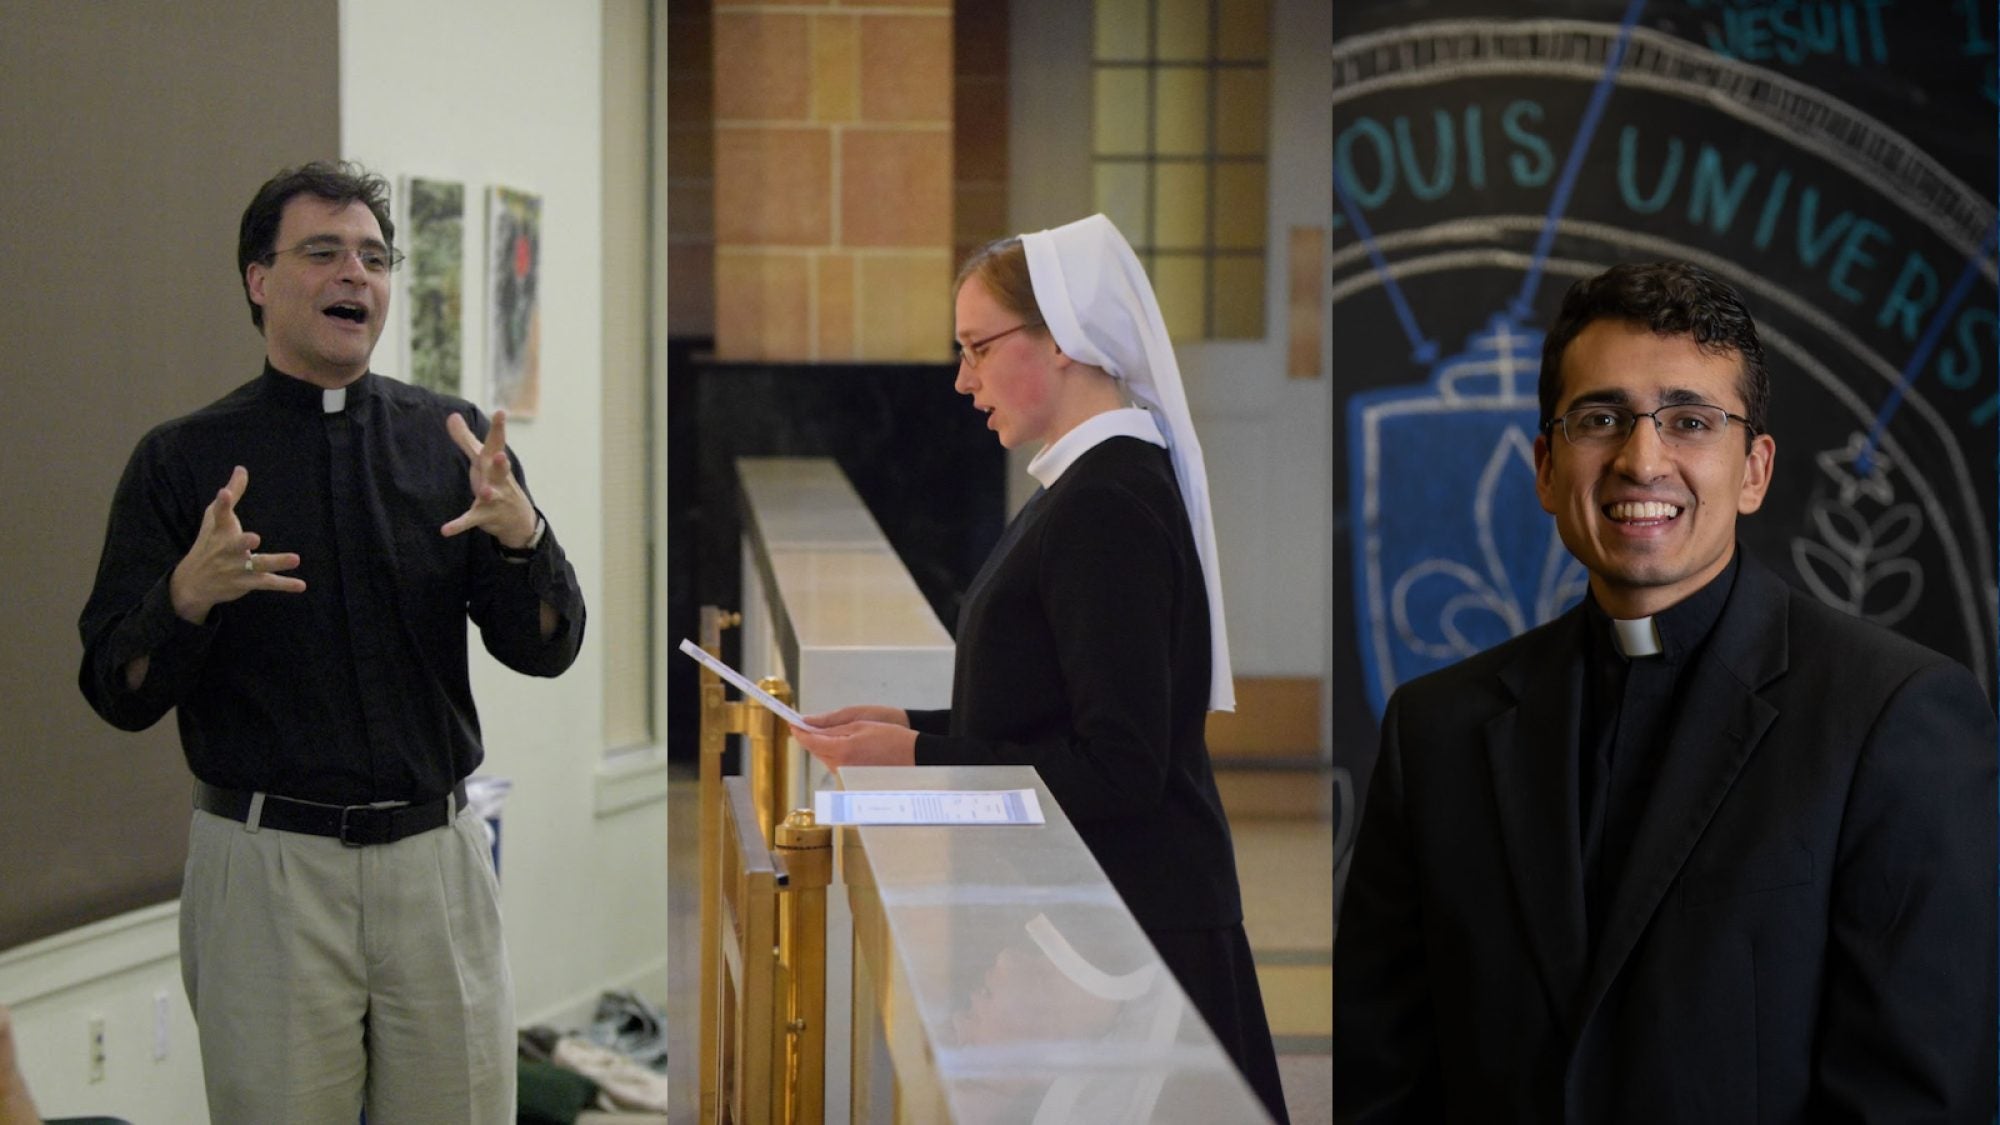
[0,900,180,1004]
[1,899,672,1035]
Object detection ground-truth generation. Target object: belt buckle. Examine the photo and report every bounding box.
[338,804,371,847]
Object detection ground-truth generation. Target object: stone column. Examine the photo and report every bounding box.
[713,0,954,361]
[952,0,1009,266]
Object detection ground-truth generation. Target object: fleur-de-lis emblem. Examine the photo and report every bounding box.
[1390,426,1586,662]
[1351,315,1589,715]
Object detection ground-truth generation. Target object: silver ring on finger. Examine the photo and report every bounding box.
[244,554,255,573]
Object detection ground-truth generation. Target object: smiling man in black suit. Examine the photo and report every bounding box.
[1334,260,1996,1122]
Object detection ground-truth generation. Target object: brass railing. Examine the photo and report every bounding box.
[698,606,828,1124]
[716,775,783,1124]
[774,808,831,1122]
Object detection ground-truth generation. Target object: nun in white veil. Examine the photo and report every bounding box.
[792,215,1287,1123]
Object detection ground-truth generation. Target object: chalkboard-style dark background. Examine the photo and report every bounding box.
[1331,1,1998,823]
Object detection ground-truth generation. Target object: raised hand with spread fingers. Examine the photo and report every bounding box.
[169,464,306,625]
[442,408,539,550]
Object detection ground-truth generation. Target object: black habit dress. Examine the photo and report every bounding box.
[907,433,1289,1122]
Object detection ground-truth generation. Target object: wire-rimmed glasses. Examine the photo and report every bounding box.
[1543,402,1757,448]
[265,238,406,275]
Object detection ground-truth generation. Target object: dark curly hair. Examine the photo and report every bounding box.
[1539,261,1769,440]
[237,161,396,332]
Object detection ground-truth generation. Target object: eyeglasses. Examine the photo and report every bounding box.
[265,238,406,275]
[955,322,1040,369]
[1543,402,1758,448]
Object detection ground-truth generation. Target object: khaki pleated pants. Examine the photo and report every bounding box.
[179,802,515,1125]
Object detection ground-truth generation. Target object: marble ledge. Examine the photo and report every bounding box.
[738,456,895,551]
[768,548,952,649]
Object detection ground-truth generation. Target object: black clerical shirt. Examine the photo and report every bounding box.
[1578,556,1737,946]
[79,364,585,806]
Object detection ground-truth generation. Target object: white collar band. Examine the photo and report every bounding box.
[1611,615,1663,658]
[1027,408,1165,488]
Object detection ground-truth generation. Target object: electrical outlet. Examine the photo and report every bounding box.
[87,1016,105,1084]
[153,992,171,1061]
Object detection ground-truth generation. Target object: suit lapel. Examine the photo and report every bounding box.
[1577,556,1788,1016]
[1486,615,1591,1032]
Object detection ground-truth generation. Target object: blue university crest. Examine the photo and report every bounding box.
[1348,315,1590,717]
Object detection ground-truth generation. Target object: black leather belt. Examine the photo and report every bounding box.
[194,781,467,847]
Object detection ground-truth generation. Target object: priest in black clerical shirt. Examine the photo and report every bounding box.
[78,162,584,1125]
[1334,262,1996,1123]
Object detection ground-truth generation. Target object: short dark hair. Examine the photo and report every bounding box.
[237,161,395,331]
[1539,261,1769,438]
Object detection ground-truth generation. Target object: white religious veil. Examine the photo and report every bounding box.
[1020,214,1235,711]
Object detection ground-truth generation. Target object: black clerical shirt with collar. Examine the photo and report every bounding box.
[80,363,585,806]
[1578,555,1738,947]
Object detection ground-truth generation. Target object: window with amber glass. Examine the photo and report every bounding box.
[1093,0,1270,340]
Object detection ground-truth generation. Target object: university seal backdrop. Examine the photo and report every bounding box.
[1330,0,1998,911]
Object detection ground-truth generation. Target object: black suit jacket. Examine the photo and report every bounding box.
[1334,551,1997,1123]
[909,436,1242,932]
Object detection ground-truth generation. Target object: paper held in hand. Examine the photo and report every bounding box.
[814,788,1045,825]
[676,638,818,731]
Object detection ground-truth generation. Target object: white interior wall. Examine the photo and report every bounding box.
[338,0,671,1028]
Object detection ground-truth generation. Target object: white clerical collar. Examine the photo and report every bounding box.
[1026,407,1166,488]
[322,386,347,413]
[1611,615,1663,658]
